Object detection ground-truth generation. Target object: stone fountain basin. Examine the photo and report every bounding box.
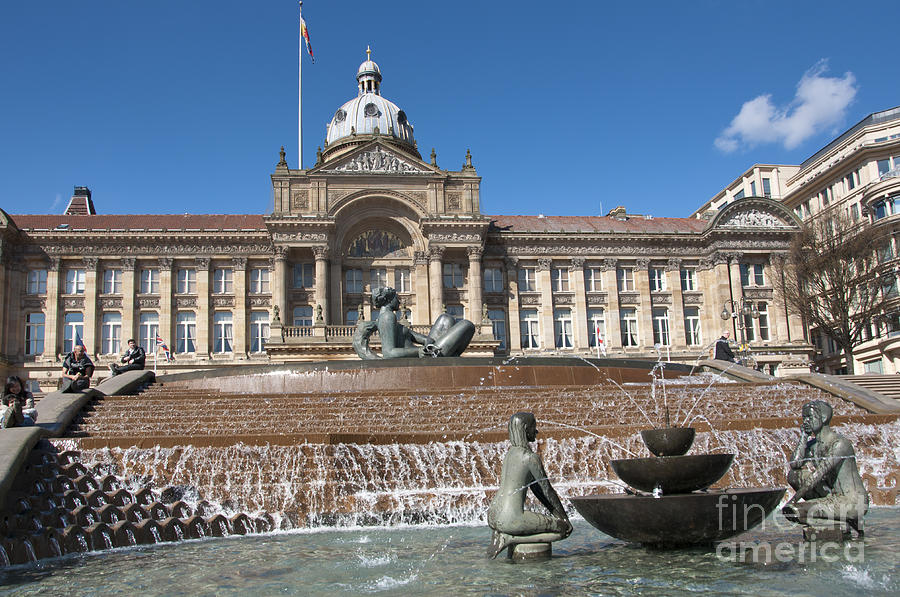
[570,487,787,547]
[640,427,695,457]
[611,453,735,494]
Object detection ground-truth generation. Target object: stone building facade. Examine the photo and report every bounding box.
[0,55,812,389]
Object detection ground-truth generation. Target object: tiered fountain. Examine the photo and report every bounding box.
[570,425,786,547]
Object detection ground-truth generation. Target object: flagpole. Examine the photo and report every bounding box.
[298,1,303,169]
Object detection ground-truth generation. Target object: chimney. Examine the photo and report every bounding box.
[63,186,96,215]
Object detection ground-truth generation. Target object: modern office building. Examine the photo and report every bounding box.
[0,54,812,388]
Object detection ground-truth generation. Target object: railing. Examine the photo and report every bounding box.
[879,167,900,181]
[281,326,314,338]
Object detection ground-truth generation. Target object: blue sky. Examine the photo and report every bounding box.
[1,1,898,218]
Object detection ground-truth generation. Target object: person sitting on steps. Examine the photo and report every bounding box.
[2,376,37,428]
[108,338,146,377]
[60,344,94,393]
[714,330,735,362]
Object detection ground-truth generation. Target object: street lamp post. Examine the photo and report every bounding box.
[720,297,759,367]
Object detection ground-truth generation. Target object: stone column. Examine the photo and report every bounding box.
[505,257,521,351]
[329,256,343,324]
[697,256,718,343]
[82,257,99,356]
[232,257,247,356]
[537,258,554,349]
[413,251,430,325]
[45,257,61,361]
[121,258,136,345]
[727,253,745,341]
[570,257,587,349]
[635,258,653,347]
[466,246,484,321]
[771,254,798,342]
[158,257,174,355]
[313,246,329,325]
[428,245,445,320]
[272,247,288,326]
[602,258,619,352]
[2,262,22,359]
[195,257,211,359]
[666,258,685,349]
[704,252,733,339]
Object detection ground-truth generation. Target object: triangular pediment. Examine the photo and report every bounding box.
[318,141,434,175]
[708,197,801,232]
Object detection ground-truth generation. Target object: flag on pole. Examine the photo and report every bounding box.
[595,322,607,357]
[74,332,85,349]
[155,334,173,362]
[300,13,314,63]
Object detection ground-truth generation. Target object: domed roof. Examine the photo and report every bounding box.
[325,48,416,153]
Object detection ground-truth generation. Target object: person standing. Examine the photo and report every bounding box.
[60,344,94,392]
[714,331,735,362]
[108,339,146,376]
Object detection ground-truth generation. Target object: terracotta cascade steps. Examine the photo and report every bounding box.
[0,440,272,567]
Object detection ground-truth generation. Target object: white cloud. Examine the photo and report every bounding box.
[50,193,63,213]
[715,60,857,153]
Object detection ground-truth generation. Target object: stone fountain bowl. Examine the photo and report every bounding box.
[640,427,695,457]
[611,453,734,494]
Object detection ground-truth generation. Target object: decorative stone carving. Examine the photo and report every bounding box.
[698,257,714,271]
[158,257,173,270]
[121,257,136,271]
[22,296,46,309]
[683,293,704,305]
[271,232,328,243]
[82,257,98,270]
[504,257,519,271]
[44,243,273,256]
[196,257,210,270]
[537,258,552,272]
[430,233,482,242]
[273,247,288,260]
[467,246,484,259]
[446,192,462,210]
[329,146,426,174]
[291,190,309,210]
[720,209,792,229]
[742,288,774,300]
[666,258,682,272]
[570,257,586,270]
[136,297,159,308]
[520,294,541,305]
[48,257,61,271]
[725,251,744,263]
[635,258,651,269]
[230,257,246,270]
[212,296,235,308]
[587,293,608,306]
[603,258,618,271]
[248,296,272,307]
[328,189,353,203]
[312,246,329,260]
[175,296,198,308]
[712,252,729,266]
[100,297,123,309]
[291,290,310,301]
[618,292,640,305]
[408,191,427,205]
[553,294,574,305]
[650,293,672,305]
[63,297,84,309]
[347,231,405,258]
[429,246,446,260]
[413,250,429,266]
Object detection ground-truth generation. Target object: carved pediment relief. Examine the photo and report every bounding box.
[718,208,793,229]
[325,145,429,175]
[347,229,409,258]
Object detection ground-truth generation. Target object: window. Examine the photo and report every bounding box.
[684,307,702,346]
[102,269,122,294]
[213,268,233,294]
[878,242,894,263]
[734,189,745,200]
[249,268,270,294]
[520,309,540,349]
[518,267,536,292]
[213,311,233,353]
[293,263,314,288]
[176,312,196,353]
[850,203,860,221]
[820,188,830,207]
[878,158,892,176]
[845,171,857,191]
[740,264,765,287]
[652,308,670,346]
[27,270,47,294]
[442,263,464,289]
[370,268,388,289]
[620,308,639,347]
[649,268,667,292]
[65,269,86,294]
[586,268,603,292]
[250,311,269,353]
[25,313,44,355]
[750,181,757,196]
[293,306,313,327]
[101,312,122,355]
[554,309,573,348]
[139,269,159,294]
[551,268,570,292]
[757,302,770,341]
[345,309,359,326]
[63,313,84,353]
[588,308,606,348]
[394,268,411,293]
[617,268,634,292]
[139,312,159,354]
[446,305,465,319]
[344,269,363,294]
[863,359,884,374]
[762,178,772,198]
[488,309,507,350]
[680,269,697,291]
[484,268,504,293]
[176,268,197,294]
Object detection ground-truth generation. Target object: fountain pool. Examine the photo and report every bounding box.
[0,510,897,595]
